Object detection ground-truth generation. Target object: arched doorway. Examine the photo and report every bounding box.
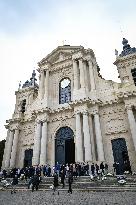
[24,149,33,167]
[111,138,131,174]
[55,127,75,165]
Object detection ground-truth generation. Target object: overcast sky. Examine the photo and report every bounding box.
[0,0,136,141]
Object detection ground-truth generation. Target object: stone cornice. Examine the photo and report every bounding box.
[7,89,136,125]
[6,94,125,126]
[114,52,136,65]
[15,86,38,95]
[4,124,9,129]
[116,89,136,99]
[50,105,73,114]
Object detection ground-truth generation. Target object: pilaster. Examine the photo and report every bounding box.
[75,112,83,162]
[83,111,92,162]
[38,69,45,99]
[79,58,85,89]
[88,60,95,90]
[5,130,14,168]
[94,111,105,161]
[40,120,48,165]
[10,128,19,168]
[126,105,136,151]
[2,130,10,168]
[32,120,41,165]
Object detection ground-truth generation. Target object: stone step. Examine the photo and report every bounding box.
[1,175,136,190]
[3,182,136,189]
[1,183,136,190]
[1,180,136,186]
[1,187,136,192]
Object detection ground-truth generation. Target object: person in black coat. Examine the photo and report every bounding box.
[53,172,59,195]
[11,175,18,194]
[100,162,105,175]
[68,171,73,194]
[31,174,40,192]
[60,169,65,188]
[91,163,95,176]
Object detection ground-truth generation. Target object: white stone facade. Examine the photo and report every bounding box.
[2,39,136,172]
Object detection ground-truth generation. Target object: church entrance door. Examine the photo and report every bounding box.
[55,127,75,165]
[111,138,130,174]
[24,149,33,167]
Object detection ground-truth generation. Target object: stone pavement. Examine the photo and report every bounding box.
[0,190,136,205]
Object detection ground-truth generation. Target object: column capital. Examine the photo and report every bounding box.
[40,68,45,74]
[35,119,41,124]
[42,118,48,123]
[43,69,49,74]
[82,111,89,115]
[125,105,133,111]
[88,59,93,65]
[78,57,84,62]
[92,109,99,115]
[73,59,78,62]
[14,124,20,130]
[9,129,13,132]
[74,110,81,115]
[42,61,51,69]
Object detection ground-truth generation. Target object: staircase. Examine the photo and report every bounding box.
[1,175,136,192]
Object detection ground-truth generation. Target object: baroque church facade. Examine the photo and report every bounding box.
[2,38,136,173]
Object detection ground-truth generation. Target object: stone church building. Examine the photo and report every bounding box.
[2,38,136,173]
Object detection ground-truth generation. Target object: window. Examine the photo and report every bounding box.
[59,78,71,104]
[131,68,136,86]
[21,99,26,113]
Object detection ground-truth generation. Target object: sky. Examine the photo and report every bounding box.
[0,0,136,140]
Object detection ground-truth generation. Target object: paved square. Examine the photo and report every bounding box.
[0,191,136,205]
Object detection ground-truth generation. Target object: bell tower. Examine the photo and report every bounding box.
[114,38,136,86]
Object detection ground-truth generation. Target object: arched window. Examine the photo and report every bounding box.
[21,99,26,113]
[59,78,71,104]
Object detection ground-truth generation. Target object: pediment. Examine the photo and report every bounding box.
[38,45,83,66]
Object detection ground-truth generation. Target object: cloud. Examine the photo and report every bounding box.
[0,0,136,140]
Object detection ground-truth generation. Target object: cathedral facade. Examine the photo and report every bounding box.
[2,38,136,173]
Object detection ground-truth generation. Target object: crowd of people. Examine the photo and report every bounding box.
[0,162,110,194]
[0,162,109,180]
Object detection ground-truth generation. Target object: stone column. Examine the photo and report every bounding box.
[33,121,41,165]
[83,112,92,162]
[40,120,48,165]
[38,69,45,99]
[44,69,49,101]
[75,112,83,162]
[73,60,79,90]
[89,115,96,161]
[94,113,105,161]
[10,129,19,168]
[88,60,95,90]
[2,130,10,168]
[126,106,136,150]
[79,59,85,89]
[51,137,55,169]
[5,130,14,168]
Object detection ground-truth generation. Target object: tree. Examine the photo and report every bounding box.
[0,140,6,169]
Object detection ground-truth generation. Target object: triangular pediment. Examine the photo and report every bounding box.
[38,45,83,66]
